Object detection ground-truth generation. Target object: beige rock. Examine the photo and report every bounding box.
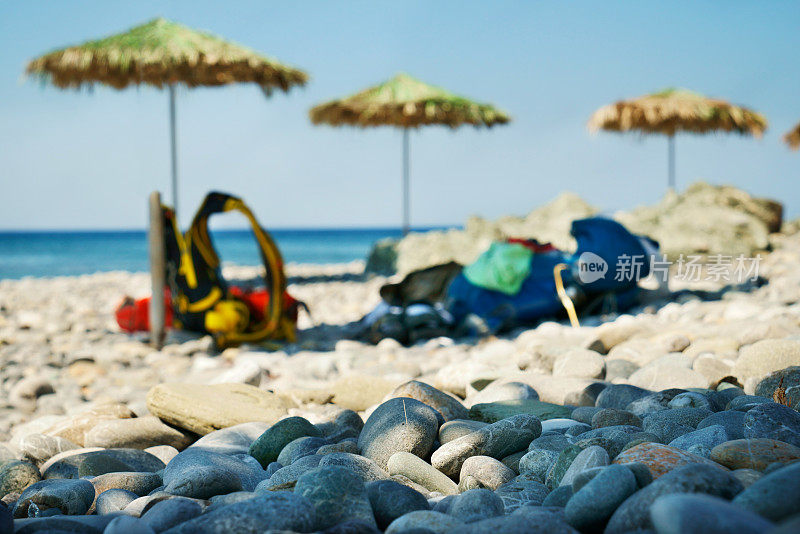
[693,355,734,384]
[146,383,292,435]
[628,364,710,391]
[44,403,135,446]
[552,348,605,379]
[330,374,403,412]
[84,415,194,450]
[144,445,179,465]
[733,339,800,384]
[388,380,468,422]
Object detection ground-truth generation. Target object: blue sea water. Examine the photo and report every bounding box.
[0,228,442,279]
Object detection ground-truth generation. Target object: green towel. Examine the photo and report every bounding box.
[463,242,533,295]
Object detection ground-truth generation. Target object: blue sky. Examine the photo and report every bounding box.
[1,1,798,229]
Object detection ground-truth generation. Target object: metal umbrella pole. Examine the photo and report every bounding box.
[169,84,179,216]
[402,128,410,236]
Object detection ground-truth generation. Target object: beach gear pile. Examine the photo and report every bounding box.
[116,192,299,348]
[362,217,658,344]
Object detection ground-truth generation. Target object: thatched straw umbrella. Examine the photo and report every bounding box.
[26,17,307,214]
[588,88,767,190]
[784,121,800,150]
[309,73,509,235]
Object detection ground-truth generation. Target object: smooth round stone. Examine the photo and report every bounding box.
[711,438,800,471]
[321,519,382,534]
[755,367,800,399]
[145,383,290,436]
[385,510,464,534]
[643,407,713,428]
[318,452,389,483]
[727,395,773,411]
[294,465,377,530]
[91,471,163,503]
[604,464,744,533]
[667,424,730,452]
[733,462,800,521]
[707,387,745,412]
[315,409,365,443]
[366,479,428,530]
[0,503,10,533]
[667,392,712,411]
[0,461,40,497]
[591,409,642,429]
[162,449,267,498]
[570,466,604,492]
[546,445,582,489]
[248,416,322,468]
[431,414,542,476]
[447,488,504,523]
[104,515,156,534]
[96,489,138,515]
[500,450,526,473]
[468,399,572,423]
[468,381,539,406]
[626,392,673,417]
[189,421,269,455]
[42,449,166,479]
[572,425,644,458]
[387,452,458,496]
[459,456,515,490]
[390,380,469,422]
[696,410,746,439]
[277,436,328,466]
[542,485,572,507]
[78,454,132,478]
[538,419,580,434]
[459,513,578,534]
[162,493,315,533]
[519,449,559,482]
[258,454,322,489]
[18,434,79,464]
[571,407,602,425]
[605,359,640,381]
[529,433,572,453]
[569,383,608,407]
[743,403,800,447]
[13,478,96,518]
[494,473,550,512]
[207,491,256,509]
[552,348,605,379]
[732,469,763,488]
[358,398,439,470]
[438,420,489,445]
[316,441,360,456]
[83,416,193,450]
[563,423,591,438]
[140,497,204,532]
[559,445,609,487]
[595,385,650,410]
[613,442,722,479]
[565,464,637,531]
[651,493,774,534]
[145,445,179,465]
[623,462,652,488]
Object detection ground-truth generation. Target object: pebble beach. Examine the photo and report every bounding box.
[1,230,800,533]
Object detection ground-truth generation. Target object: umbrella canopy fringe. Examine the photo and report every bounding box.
[309,73,510,128]
[25,17,308,92]
[587,88,767,137]
[784,121,800,150]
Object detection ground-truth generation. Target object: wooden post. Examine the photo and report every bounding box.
[148,191,166,349]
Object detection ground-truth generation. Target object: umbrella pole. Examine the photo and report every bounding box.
[169,84,179,217]
[668,134,675,191]
[402,128,410,236]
